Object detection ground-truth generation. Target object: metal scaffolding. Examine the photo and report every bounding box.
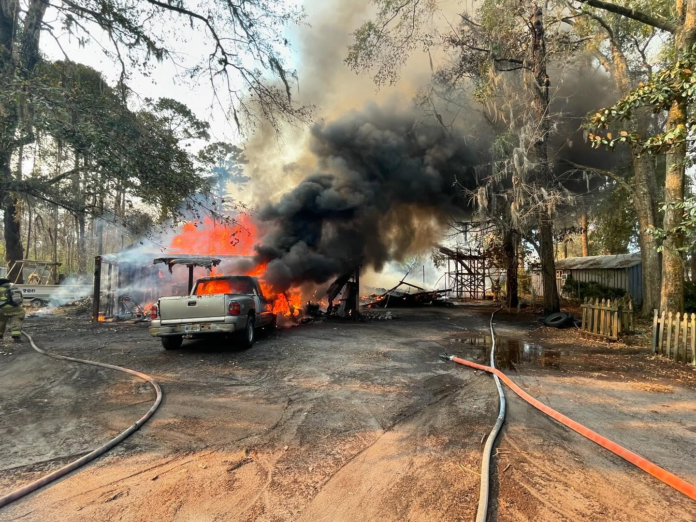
[438,220,496,300]
[440,247,488,299]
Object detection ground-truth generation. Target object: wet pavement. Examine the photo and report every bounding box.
[446,333,606,372]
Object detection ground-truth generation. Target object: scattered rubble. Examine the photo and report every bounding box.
[361,311,396,321]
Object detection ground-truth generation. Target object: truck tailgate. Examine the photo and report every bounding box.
[159,295,226,322]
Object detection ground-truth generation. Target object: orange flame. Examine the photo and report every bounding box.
[169,216,257,256]
[168,216,305,318]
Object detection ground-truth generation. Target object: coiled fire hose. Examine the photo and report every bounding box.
[442,317,696,506]
[0,331,163,509]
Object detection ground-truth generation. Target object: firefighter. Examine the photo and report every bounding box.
[0,278,25,342]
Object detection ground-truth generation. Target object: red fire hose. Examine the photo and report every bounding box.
[0,331,163,509]
[442,354,696,502]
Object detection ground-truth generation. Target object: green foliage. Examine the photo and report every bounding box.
[345,0,438,86]
[563,274,627,301]
[589,44,696,153]
[590,182,638,254]
[683,281,696,312]
[517,270,531,295]
[6,61,210,223]
[647,195,696,251]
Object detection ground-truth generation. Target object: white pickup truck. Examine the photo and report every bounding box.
[149,275,276,350]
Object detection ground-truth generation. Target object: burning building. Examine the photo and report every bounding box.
[91,105,487,323]
[91,216,305,322]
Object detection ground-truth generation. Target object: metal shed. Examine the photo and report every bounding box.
[531,253,643,305]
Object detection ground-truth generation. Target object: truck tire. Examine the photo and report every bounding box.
[543,312,573,328]
[241,315,255,348]
[161,336,183,350]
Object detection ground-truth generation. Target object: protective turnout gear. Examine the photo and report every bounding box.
[0,281,25,340]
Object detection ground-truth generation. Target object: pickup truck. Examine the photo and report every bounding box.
[149,275,276,350]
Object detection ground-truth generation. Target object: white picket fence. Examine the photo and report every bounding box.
[652,310,696,365]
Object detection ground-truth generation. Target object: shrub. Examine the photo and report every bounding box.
[562,274,626,301]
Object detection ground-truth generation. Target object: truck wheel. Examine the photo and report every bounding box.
[161,336,183,350]
[241,315,255,348]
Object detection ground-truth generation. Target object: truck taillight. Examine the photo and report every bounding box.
[228,301,241,316]
[150,304,159,320]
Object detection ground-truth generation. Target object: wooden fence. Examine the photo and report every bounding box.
[580,298,634,341]
[652,310,696,365]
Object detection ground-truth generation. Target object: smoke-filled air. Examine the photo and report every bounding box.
[240,104,478,290]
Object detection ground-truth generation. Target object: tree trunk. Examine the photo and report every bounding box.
[660,7,696,312]
[503,228,519,308]
[26,203,32,257]
[77,213,87,274]
[530,5,559,314]
[0,1,46,283]
[632,152,661,315]
[1,151,24,282]
[660,107,686,312]
[539,216,558,313]
[52,206,58,264]
[607,39,662,316]
[581,206,589,256]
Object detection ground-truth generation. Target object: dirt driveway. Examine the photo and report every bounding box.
[0,306,694,521]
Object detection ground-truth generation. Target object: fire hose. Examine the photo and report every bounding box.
[473,308,506,522]
[0,331,163,509]
[442,318,696,508]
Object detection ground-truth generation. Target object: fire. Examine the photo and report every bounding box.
[169,215,258,256]
[167,215,306,318]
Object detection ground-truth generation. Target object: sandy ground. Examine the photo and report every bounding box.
[0,305,694,521]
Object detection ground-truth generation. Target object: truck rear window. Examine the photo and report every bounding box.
[194,278,254,295]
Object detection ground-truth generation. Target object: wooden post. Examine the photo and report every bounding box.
[91,256,102,322]
[581,298,587,332]
[658,311,666,355]
[593,298,600,335]
[665,312,673,358]
[612,300,618,340]
[629,300,634,332]
[652,309,659,354]
[354,266,360,320]
[674,312,681,361]
[682,314,689,363]
[106,263,113,317]
[691,313,696,366]
[600,299,606,336]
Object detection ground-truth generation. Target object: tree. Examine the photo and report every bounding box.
[198,142,250,214]
[348,1,595,313]
[0,0,312,280]
[575,0,696,312]
[566,1,667,315]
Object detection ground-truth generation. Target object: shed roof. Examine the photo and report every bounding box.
[153,256,222,272]
[555,252,641,270]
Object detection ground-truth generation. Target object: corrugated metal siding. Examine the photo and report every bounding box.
[628,264,642,305]
[531,263,643,305]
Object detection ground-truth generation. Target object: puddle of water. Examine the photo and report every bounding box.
[447,334,603,372]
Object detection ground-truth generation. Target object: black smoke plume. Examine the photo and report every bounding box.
[244,103,480,290]
[235,59,621,292]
